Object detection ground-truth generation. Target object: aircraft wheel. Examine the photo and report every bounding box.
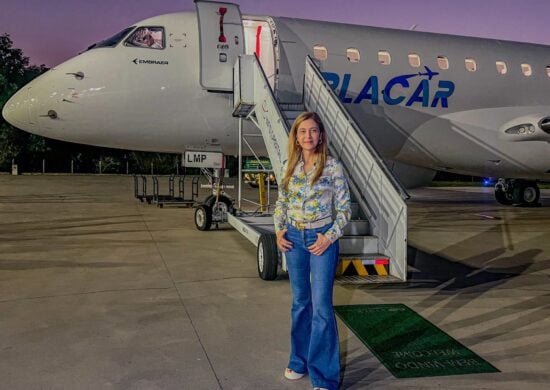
[495,189,513,205]
[513,181,540,206]
[204,194,215,205]
[206,194,234,215]
[194,204,212,231]
[257,233,278,281]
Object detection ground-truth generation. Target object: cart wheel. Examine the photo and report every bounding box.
[257,233,278,280]
[195,204,212,231]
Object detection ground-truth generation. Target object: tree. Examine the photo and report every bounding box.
[0,34,27,86]
[0,34,46,87]
[0,73,17,104]
[0,33,48,169]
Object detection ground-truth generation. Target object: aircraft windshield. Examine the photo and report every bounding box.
[88,27,136,50]
[124,27,165,49]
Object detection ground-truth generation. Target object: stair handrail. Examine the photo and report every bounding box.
[304,55,409,200]
[252,54,290,136]
[235,54,290,182]
[304,55,408,281]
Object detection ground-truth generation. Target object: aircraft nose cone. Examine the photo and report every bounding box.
[2,88,31,129]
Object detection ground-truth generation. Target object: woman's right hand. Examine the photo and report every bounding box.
[276,229,293,252]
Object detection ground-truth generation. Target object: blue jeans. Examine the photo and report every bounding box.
[285,223,340,390]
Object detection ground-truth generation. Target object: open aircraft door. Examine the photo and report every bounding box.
[195,0,244,92]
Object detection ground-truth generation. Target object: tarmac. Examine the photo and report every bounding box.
[1,174,549,390]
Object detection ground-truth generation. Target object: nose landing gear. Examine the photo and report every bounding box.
[194,194,234,231]
[494,179,540,207]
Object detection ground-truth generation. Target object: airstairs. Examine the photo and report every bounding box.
[230,54,409,283]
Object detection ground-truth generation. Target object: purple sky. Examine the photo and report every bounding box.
[3,0,550,68]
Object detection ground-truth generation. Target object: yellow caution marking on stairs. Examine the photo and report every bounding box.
[374,264,388,276]
[337,257,390,277]
[353,260,369,276]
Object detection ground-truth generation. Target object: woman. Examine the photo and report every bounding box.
[274,112,351,390]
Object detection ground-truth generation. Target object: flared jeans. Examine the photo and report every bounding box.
[285,223,340,390]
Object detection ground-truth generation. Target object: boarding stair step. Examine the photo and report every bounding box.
[280,102,306,127]
[282,112,301,127]
[350,202,364,219]
[233,103,255,117]
[339,235,378,254]
[279,102,305,111]
[339,253,390,261]
[335,274,402,284]
[343,219,369,236]
[336,253,399,284]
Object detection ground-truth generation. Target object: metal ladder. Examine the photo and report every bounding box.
[233,54,408,283]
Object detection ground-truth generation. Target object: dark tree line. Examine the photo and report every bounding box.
[0,33,183,174]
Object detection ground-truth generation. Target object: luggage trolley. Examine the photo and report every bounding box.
[155,175,200,208]
[133,175,154,204]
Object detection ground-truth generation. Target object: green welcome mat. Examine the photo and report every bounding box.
[334,304,499,378]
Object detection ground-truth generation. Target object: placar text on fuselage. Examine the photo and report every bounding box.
[322,67,455,108]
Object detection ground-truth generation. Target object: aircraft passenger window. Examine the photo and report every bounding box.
[496,61,507,75]
[378,51,391,65]
[313,45,328,61]
[546,66,550,77]
[521,63,533,76]
[408,53,421,68]
[465,58,477,72]
[125,27,165,49]
[437,56,449,70]
[347,48,360,63]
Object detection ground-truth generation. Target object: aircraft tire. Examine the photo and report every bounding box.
[204,194,215,205]
[495,189,513,205]
[513,181,540,207]
[257,233,278,281]
[206,194,234,215]
[194,204,212,231]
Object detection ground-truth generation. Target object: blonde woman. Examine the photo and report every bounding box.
[274,112,351,390]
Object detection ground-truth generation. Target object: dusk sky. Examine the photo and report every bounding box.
[2,0,550,68]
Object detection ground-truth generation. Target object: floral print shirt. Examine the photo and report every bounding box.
[274,155,351,243]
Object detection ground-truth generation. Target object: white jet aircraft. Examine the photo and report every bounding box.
[3,1,550,206]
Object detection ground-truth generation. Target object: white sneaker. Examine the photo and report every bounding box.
[284,368,305,380]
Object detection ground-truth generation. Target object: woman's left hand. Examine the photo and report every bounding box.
[308,233,332,256]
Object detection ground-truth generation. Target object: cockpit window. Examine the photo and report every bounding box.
[124,27,165,49]
[89,27,135,49]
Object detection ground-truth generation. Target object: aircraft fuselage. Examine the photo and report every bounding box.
[3,11,550,183]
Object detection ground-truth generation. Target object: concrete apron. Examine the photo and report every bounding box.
[0,175,549,389]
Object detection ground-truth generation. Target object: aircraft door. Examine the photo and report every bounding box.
[195,0,244,91]
[243,18,277,91]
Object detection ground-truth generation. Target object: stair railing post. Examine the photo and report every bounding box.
[238,117,243,210]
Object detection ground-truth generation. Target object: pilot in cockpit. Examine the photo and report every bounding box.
[128,27,163,49]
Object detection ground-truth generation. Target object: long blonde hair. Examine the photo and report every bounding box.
[282,112,328,191]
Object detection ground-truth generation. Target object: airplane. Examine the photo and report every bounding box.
[3,0,550,208]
